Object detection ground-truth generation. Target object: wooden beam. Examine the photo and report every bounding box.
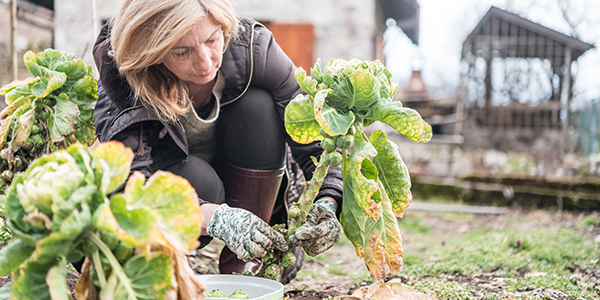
[10,0,18,81]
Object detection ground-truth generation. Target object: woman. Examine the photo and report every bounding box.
[92,0,343,284]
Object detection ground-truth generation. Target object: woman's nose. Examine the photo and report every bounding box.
[194,46,212,71]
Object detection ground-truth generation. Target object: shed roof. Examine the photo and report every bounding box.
[462,6,594,66]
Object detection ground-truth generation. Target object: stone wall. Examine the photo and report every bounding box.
[232,0,376,62]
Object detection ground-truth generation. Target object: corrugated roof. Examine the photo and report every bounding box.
[462,6,594,64]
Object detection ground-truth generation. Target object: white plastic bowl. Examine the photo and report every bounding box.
[195,274,284,300]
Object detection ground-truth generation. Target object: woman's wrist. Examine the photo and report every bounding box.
[200,203,220,236]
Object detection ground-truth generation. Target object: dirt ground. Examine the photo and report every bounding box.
[188,206,600,300]
[1,206,598,299]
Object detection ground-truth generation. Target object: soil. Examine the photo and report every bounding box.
[1,206,598,300]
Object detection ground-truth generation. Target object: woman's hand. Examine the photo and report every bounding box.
[207,204,289,261]
[289,197,342,256]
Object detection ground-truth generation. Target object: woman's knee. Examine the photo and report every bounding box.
[163,156,225,204]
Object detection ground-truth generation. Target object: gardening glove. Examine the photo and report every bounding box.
[207,204,289,261]
[289,198,342,256]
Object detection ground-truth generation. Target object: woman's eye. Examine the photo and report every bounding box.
[175,50,190,57]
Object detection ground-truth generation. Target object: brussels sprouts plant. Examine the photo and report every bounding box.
[0,141,205,300]
[275,58,432,281]
[0,49,98,195]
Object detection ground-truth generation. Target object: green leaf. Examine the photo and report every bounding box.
[31,72,67,98]
[105,253,173,300]
[55,59,89,87]
[46,256,70,300]
[50,93,79,143]
[94,195,156,248]
[71,75,98,102]
[91,141,134,195]
[284,94,322,144]
[328,68,381,112]
[313,89,355,136]
[294,67,318,96]
[369,101,432,143]
[370,130,412,217]
[0,238,35,276]
[10,259,53,300]
[362,196,403,281]
[36,203,93,264]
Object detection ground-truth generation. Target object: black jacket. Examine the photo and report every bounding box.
[92,18,343,209]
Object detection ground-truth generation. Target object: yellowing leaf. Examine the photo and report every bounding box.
[103,171,202,252]
[91,141,134,195]
[371,130,412,217]
[284,94,322,144]
[363,195,403,281]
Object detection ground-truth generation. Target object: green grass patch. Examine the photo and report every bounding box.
[403,226,600,298]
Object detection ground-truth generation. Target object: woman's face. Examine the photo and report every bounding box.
[162,17,224,86]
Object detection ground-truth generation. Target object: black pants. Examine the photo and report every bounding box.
[164,86,287,248]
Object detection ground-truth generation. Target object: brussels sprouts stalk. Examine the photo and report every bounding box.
[88,232,136,300]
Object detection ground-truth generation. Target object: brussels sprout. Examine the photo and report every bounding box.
[348,125,357,135]
[82,239,97,257]
[114,242,134,264]
[324,151,342,167]
[1,170,13,182]
[321,138,336,153]
[13,156,23,171]
[319,128,334,139]
[21,140,34,151]
[100,231,119,251]
[206,289,229,298]
[31,134,45,150]
[336,135,354,149]
[287,206,301,219]
[229,289,250,299]
[45,97,57,107]
[263,264,281,281]
[31,124,43,135]
[281,252,297,268]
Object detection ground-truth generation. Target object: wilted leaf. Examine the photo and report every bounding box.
[284,94,322,144]
[13,109,35,147]
[363,196,403,281]
[50,93,79,142]
[371,130,412,217]
[370,101,432,143]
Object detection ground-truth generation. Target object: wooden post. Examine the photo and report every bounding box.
[562,46,572,128]
[9,0,18,81]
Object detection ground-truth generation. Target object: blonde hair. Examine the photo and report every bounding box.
[110,0,238,122]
